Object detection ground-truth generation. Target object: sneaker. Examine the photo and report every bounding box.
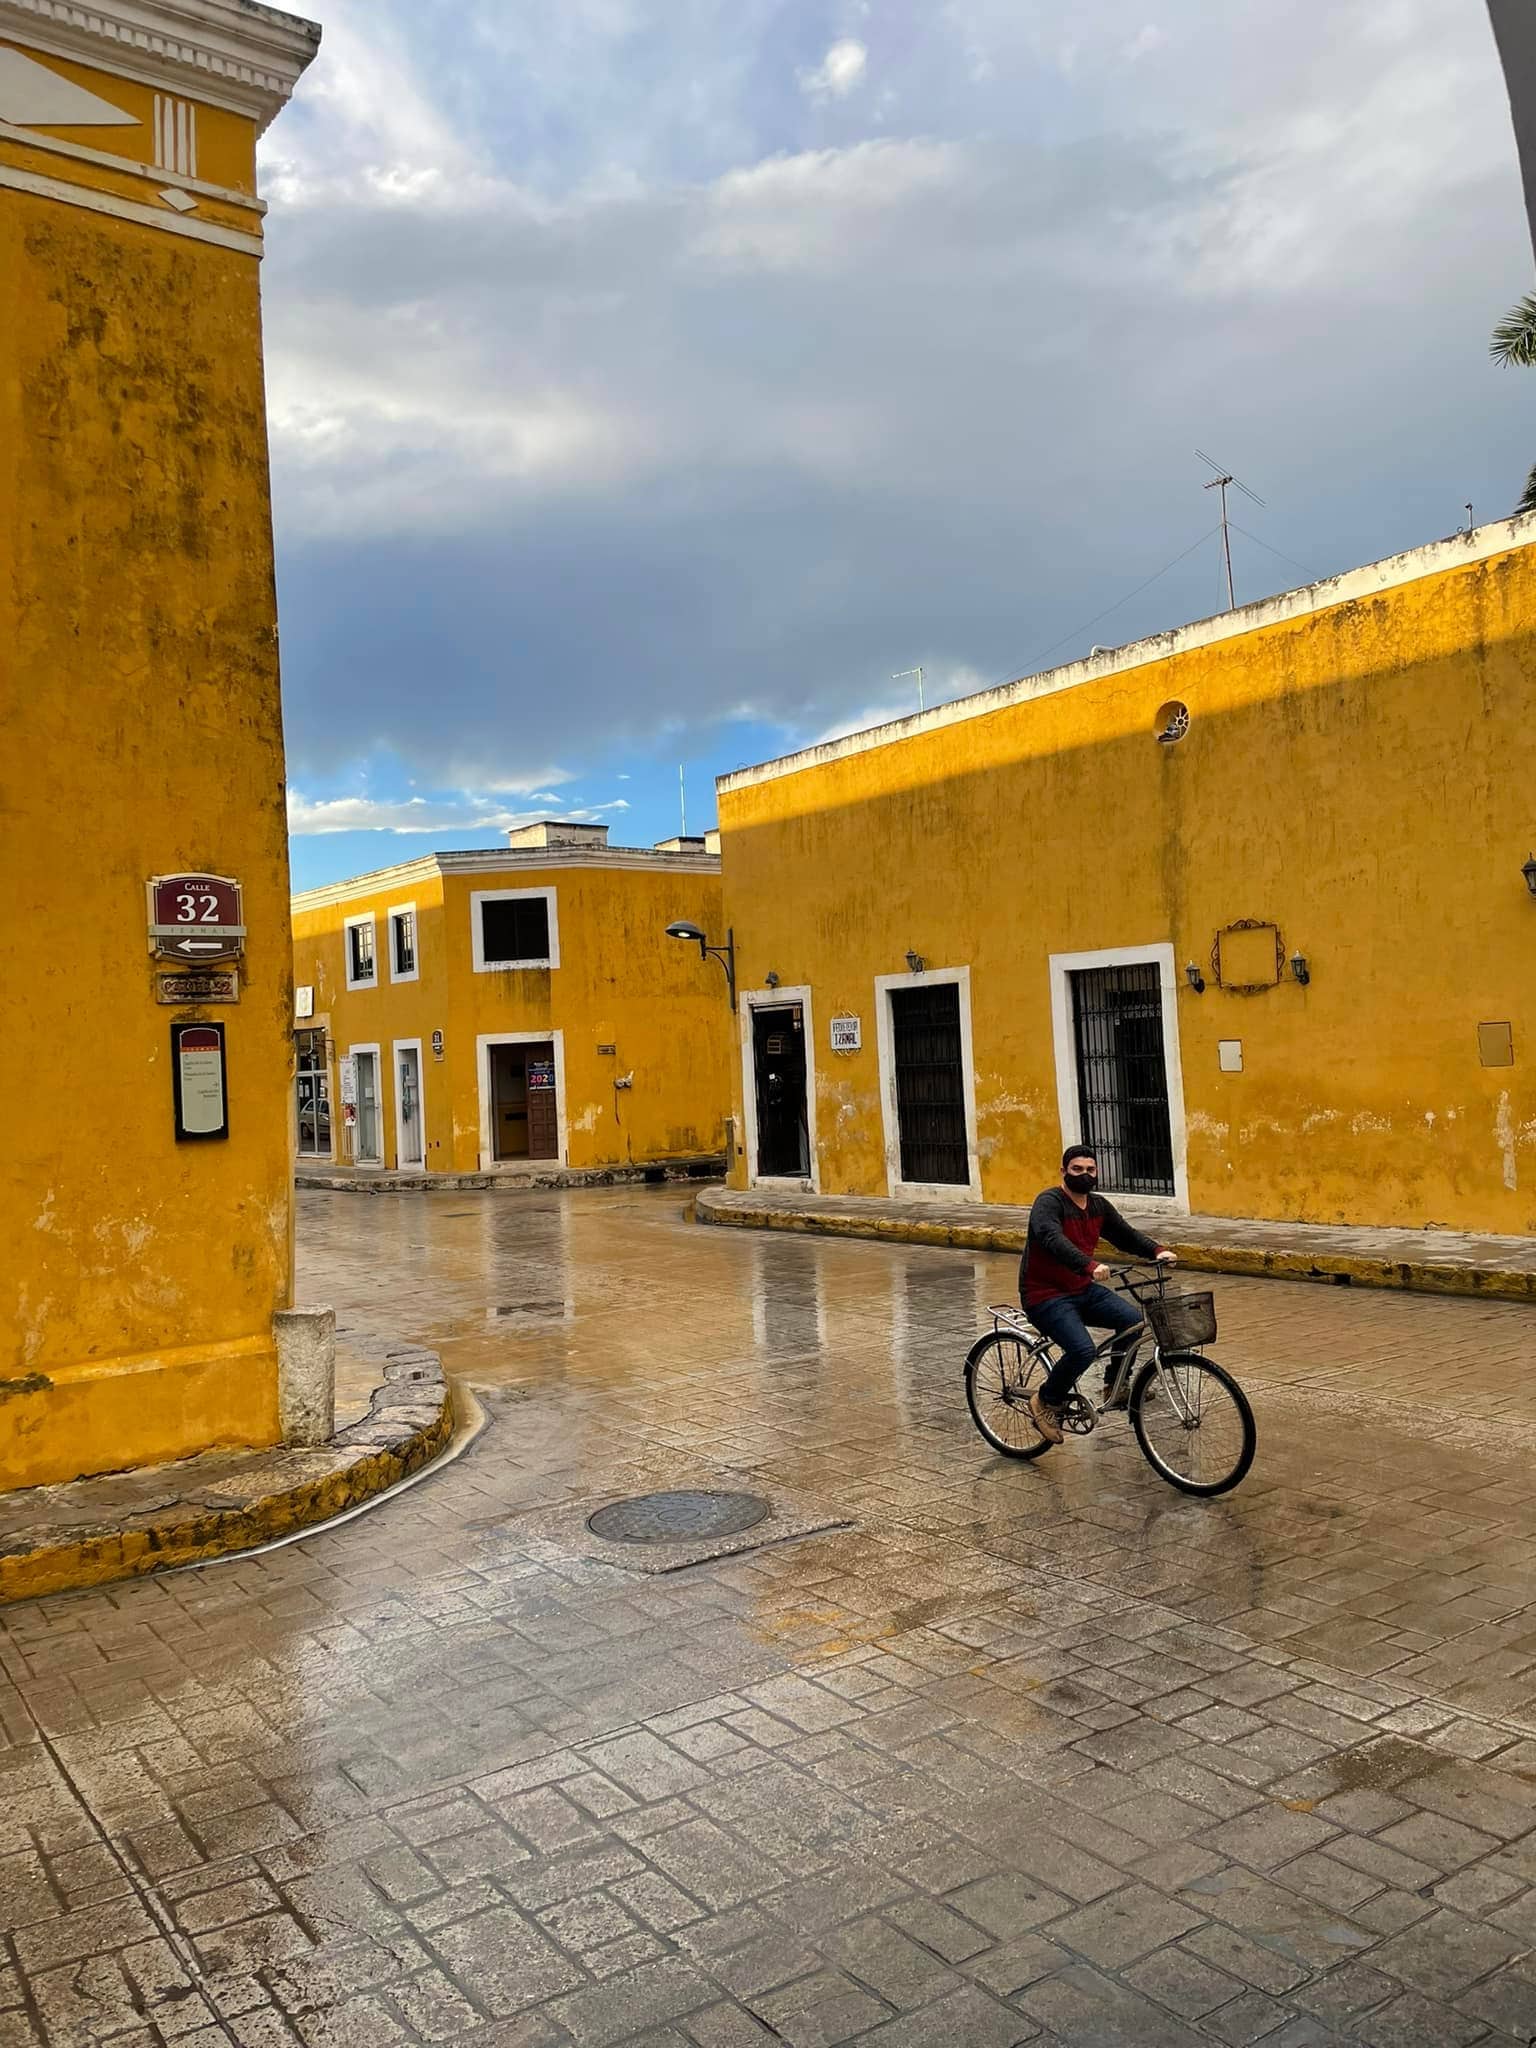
[1028,1391,1065,1445]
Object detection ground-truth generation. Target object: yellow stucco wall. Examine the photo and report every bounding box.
[0,41,302,1487]
[292,860,732,1171]
[718,528,1536,1233]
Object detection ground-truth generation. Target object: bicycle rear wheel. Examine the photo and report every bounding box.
[964,1330,1053,1459]
[1130,1351,1255,1496]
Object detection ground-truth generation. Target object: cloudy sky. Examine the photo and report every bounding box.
[265,0,1532,890]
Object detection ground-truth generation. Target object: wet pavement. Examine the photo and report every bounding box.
[5,1185,1536,2046]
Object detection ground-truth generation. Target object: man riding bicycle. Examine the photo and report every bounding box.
[1023,1145,1178,1445]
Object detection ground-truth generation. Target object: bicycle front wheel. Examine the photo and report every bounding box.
[964,1330,1053,1460]
[1130,1351,1255,1496]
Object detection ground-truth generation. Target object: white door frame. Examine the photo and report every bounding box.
[739,985,819,1191]
[347,1041,383,1167]
[1048,941,1189,1215]
[875,966,983,1202]
[392,1037,425,1173]
[476,1029,568,1170]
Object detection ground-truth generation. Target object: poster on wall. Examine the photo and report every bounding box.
[527,1060,556,1091]
[338,1055,358,1105]
[170,1021,229,1141]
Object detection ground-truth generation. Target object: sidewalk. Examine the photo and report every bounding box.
[695,1184,1536,1301]
[0,1340,456,1604]
[298,1154,723,1193]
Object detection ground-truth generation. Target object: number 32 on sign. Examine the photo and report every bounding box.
[147,873,246,963]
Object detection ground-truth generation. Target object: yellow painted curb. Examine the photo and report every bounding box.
[695,1198,1536,1304]
[0,1385,455,1607]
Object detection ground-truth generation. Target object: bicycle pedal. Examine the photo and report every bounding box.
[1061,1395,1096,1436]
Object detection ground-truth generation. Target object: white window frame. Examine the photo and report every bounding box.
[391,1036,426,1173]
[1048,941,1190,1216]
[471,886,559,972]
[875,966,983,1203]
[343,912,377,991]
[347,1041,383,1166]
[738,984,820,1192]
[387,902,419,984]
[476,1029,568,1170]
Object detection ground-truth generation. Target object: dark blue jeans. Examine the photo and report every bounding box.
[1028,1284,1145,1406]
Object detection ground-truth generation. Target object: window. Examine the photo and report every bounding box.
[389,905,418,982]
[345,914,376,989]
[472,888,559,971]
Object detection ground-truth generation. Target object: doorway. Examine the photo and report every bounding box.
[488,1039,559,1161]
[394,1041,423,1170]
[295,1030,331,1158]
[1069,962,1175,1196]
[751,1002,810,1178]
[889,981,969,1185]
[353,1048,382,1165]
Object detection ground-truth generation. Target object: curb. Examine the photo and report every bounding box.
[0,1350,455,1606]
[694,1195,1536,1305]
[298,1159,724,1195]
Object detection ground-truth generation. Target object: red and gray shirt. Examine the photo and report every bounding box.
[1020,1188,1163,1307]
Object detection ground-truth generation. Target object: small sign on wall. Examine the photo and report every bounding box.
[1218,1040,1243,1073]
[295,985,314,1019]
[158,969,239,1005]
[171,1021,229,1140]
[431,1029,445,1061]
[831,1014,862,1051]
[338,1054,358,1106]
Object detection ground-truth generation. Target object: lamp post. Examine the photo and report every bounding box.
[665,921,737,1010]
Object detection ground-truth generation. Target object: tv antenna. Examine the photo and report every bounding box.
[1196,449,1266,611]
[893,665,924,712]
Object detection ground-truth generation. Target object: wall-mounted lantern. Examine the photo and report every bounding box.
[765,970,780,988]
[1523,852,1536,898]
[664,920,737,1010]
[1184,961,1206,994]
[905,950,925,974]
[1289,951,1311,986]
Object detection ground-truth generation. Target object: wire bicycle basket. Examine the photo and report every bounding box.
[1144,1289,1217,1351]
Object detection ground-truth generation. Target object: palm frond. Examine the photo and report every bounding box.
[1492,292,1536,366]
[1517,461,1536,516]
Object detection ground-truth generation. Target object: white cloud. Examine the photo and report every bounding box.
[285,789,628,835]
[799,38,868,101]
[265,0,1530,794]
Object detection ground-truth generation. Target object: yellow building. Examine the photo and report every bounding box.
[2,1,319,1488]
[717,519,1536,1235]
[290,823,732,1176]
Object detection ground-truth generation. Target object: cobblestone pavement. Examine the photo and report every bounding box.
[6,1187,1536,2047]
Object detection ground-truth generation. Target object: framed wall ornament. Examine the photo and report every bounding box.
[1211,919,1285,994]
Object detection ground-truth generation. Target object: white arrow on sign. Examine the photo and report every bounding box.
[172,937,235,955]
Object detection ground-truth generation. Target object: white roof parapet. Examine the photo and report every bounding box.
[290,844,721,914]
[718,514,1536,797]
[0,0,322,131]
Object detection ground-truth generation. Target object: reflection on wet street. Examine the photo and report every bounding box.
[5,1184,1536,2046]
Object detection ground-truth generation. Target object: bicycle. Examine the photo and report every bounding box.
[963,1263,1256,1497]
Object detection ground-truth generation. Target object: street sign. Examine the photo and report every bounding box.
[830,1014,861,1051]
[147,872,245,961]
[156,969,239,1005]
[170,1020,228,1140]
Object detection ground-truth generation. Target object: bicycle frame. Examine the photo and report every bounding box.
[985,1263,1200,1428]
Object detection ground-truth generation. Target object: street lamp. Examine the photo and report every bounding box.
[666,920,737,1010]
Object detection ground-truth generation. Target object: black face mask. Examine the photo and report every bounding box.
[1064,1170,1097,1195]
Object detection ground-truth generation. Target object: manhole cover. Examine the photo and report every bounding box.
[587,1490,771,1545]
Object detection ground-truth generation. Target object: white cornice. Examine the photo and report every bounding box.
[0,0,321,133]
[291,847,723,915]
[719,513,1536,796]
